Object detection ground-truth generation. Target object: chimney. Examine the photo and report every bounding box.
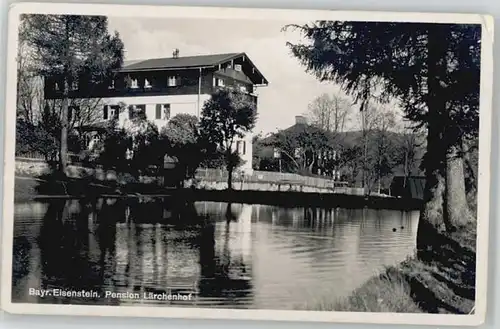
[295,115,307,125]
[173,48,180,58]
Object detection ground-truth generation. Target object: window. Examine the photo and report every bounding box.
[129,104,146,120]
[155,104,171,120]
[71,80,79,91]
[237,141,246,155]
[103,105,109,120]
[144,78,152,88]
[128,105,134,119]
[234,64,242,72]
[68,106,79,121]
[131,78,139,89]
[167,76,178,87]
[103,105,119,120]
[214,78,225,87]
[136,105,146,119]
[109,107,116,119]
[108,80,115,89]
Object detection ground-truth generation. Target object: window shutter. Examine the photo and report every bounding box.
[128,105,134,119]
[164,104,171,120]
[242,141,246,155]
[103,105,108,119]
[156,104,162,119]
[138,105,146,119]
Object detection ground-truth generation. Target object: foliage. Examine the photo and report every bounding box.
[336,144,363,184]
[16,119,59,162]
[130,122,163,176]
[21,14,124,172]
[363,107,398,194]
[394,126,424,179]
[22,14,124,83]
[268,123,333,175]
[306,93,352,133]
[251,133,264,170]
[199,88,256,189]
[161,114,205,184]
[95,121,131,172]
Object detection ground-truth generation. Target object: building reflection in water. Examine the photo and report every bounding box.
[12,198,418,310]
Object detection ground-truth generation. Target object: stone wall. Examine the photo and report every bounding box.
[196,180,366,195]
[15,158,369,196]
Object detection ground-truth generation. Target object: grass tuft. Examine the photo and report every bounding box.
[298,264,421,313]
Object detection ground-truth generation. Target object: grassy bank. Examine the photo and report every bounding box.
[300,223,476,314]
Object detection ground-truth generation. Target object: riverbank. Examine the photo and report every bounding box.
[15,158,387,196]
[301,222,476,314]
[14,175,422,210]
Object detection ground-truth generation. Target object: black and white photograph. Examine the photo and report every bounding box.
[1,3,493,326]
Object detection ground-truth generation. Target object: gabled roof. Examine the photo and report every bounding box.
[122,53,241,71]
[120,52,268,85]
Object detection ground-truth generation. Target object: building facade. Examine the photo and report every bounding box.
[44,51,268,173]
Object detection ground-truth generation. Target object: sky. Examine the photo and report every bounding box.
[107,17,350,135]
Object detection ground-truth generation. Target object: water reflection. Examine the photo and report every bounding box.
[12,199,419,309]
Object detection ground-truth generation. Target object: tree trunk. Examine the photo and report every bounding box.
[445,144,472,230]
[227,166,233,190]
[361,109,368,195]
[59,81,69,175]
[403,149,408,187]
[377,153,382,194]
[416,25,449,257]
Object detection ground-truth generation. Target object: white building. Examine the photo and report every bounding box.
[44,51,269,173]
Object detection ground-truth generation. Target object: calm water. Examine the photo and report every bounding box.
[12,198,419,310]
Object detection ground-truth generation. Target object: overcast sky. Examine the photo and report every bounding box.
[107,17,354,134]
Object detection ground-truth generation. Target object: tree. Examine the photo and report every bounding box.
[251,133,265,170]
[97,123,131,172]
[336,144,363,185]
[17,24,43,125]
[284,22,480,254]
[395,123,424,181]
[358,103,384,193]
[130,123,162,177]
[269,124,333,175]
[307,93,352,133]
[21,14,124,174]
[161,114,204,187]
[367,108,398,194]
[199,88,257,190]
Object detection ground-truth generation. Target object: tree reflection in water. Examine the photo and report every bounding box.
[12,198,418,309]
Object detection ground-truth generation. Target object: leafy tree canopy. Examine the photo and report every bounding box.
[199,88,257,152]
